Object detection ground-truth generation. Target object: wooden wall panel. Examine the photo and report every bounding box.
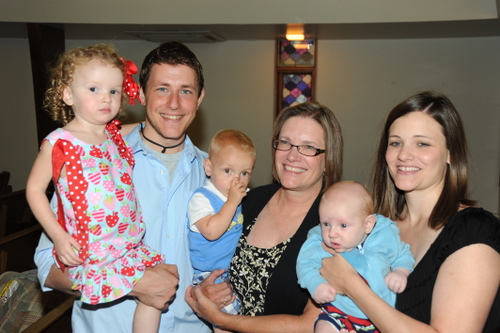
[27,23,65,146]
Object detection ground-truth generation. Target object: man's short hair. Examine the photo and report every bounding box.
[139,41,204,96]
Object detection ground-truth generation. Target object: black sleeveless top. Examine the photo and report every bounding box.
[396,207,500,333]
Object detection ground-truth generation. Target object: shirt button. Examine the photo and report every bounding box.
[160,170,164,174]
[166,234,170,239]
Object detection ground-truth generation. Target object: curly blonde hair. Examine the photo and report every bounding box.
[43,44,126,125]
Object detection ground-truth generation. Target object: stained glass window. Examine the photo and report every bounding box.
[275,39,316,116]
[282,74,312,109]
[278,39,315,67]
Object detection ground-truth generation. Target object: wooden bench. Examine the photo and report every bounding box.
[0,189,44,274]
[0,171,13,195]
[0,189,74,332]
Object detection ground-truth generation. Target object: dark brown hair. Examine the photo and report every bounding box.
[372,91,475,229]
[139,41,204,96]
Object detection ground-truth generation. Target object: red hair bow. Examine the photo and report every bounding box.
[122,58,142,105]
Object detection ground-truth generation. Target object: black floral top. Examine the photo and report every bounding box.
[229,183,321,316]
[229,222,290,315]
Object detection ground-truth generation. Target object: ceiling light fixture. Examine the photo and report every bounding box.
[285,24,305,41]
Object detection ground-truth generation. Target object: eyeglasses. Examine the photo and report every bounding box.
[272,139,325,157]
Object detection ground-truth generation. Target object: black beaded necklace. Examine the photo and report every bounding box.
[140,123,185,153]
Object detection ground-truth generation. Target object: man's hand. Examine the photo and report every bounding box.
[45,264,81,296]
[130,263,179,310]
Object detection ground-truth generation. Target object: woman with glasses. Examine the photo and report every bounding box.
[186,101,343,332]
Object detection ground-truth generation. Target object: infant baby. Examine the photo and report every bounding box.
[297,181,415,333]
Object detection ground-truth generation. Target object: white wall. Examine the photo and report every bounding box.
[187,41,275,190]
[63,39,276,190]
[0,38,38,190]
[1,37,498,214]
[316,37,500,213]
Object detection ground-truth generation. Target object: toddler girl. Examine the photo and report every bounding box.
[26,44,164,333]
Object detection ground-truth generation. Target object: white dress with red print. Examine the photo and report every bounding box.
[45,120,164,305]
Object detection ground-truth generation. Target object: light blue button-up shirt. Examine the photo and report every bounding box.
[35,124,210,333]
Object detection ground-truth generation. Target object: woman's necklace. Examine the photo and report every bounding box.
[140,123,185,153]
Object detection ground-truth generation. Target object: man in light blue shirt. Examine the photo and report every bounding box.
[34,41,212,333]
